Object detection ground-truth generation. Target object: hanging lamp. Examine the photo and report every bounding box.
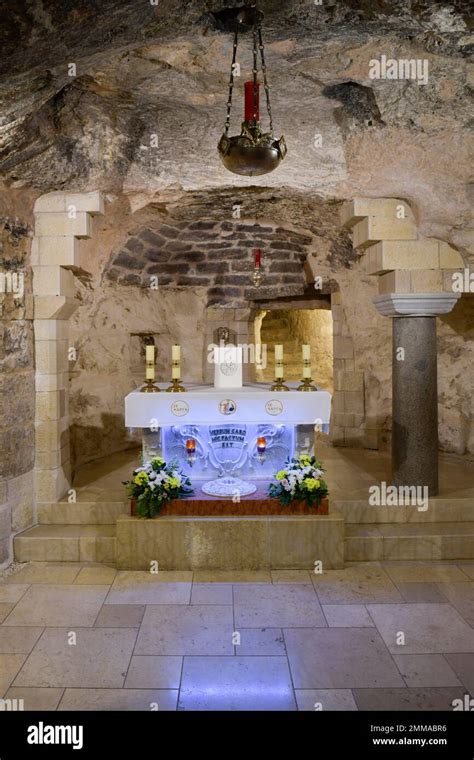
[217,1,287,177]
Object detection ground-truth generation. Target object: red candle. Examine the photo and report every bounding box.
[244,80,260,123]
[254,248,261,268]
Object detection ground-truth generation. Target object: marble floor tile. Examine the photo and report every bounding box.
[3,687,64,711]
[367,603,474,654]
[190,583,233,605]
[444,653,474,693]
[192,570,271,583]
[236,628,286,656]
[0,604,14,623]
[135,605,234,656]
[94,604,145,628]
[234,584,326,628]
[0,585,30,604]
[383,563,468,584]
[322,605,374,627]
[353,687,466,711]
[106,572,191,605]
[3,585,109,627]
[395,582,448,603]
[4,565,80,585]
[0,654,27,697]
[437,582,474,626]
[0,627,43,654]
[58,688,178,711]
[271,570,312,583]
[74,566,117,585]
[124,656,182,689]
[295,689,358,711]
[312,565,402,605]
[393,654,462,687]
[178,656,296,711]
[458,564,474,580]
[284,628,404,689]
[14,628,137,688]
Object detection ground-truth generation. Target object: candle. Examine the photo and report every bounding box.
[146,345,155,362]
[244,80,260,122]
[172,345,181,361]
[186,439,196,453]
[146,364,155,381]
[257,436,266,453]
[302,344,311,360]
[254,248,261,268]
[172,363,181,380]
[275,344,284,379]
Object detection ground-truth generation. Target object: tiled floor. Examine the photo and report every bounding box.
[1,561,473,711]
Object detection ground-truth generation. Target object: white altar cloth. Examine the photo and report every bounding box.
[125,382,331,428]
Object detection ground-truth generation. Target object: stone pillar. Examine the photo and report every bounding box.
[374,294,460,496]
[32,191,104,504]
[392,316,438,492]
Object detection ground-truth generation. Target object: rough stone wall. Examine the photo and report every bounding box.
[0,217,35,564]
[104,220,311,306]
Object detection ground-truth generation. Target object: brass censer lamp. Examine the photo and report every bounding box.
[217,2,287,177]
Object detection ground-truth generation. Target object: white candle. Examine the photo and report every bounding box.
[172,363,181,380]
[146,365,155,380]
[303,362,312,379]
[275,344,284,379]
[302,344,311,361]
[146,345,155,362]
[172,344,181,361]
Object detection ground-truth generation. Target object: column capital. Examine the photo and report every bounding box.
[373,293,460,318]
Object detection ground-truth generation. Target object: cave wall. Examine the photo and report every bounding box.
[0,215,35,564]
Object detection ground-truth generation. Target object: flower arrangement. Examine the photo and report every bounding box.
[268,453,329,508]
[123,456,193,518]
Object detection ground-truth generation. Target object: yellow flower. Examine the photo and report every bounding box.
[303,477,320,491]
[275,470,287,481]
[299,454,312,465]
[151,457,165,467]
[133,471,149,486]
[168,477,180,489]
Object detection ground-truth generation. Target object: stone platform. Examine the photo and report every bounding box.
[12,442,474,567]
[115,513,344,570]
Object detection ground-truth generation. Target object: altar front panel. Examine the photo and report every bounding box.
[161,423,294,480]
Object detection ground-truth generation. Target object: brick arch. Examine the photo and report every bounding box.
[103,218,312,306]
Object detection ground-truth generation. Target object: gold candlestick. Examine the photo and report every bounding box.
[166,358,186,391]
[141,378,160,393]
[166,377,186,392]
[297,377,317,392]
[271,377,290,391]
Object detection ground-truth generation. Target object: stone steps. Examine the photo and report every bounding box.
[333,498,474,523]
[37,500,129,525]
[345,521,474,562]
[13,524,116,564]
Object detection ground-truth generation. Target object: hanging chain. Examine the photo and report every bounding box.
[252,24,258,123]
[224,31,239,135]
[258,26,273,135]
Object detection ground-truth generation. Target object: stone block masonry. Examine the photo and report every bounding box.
[104,220,312,306]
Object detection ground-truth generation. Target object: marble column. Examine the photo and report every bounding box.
[374,293,460,497]
[392,316,438,493]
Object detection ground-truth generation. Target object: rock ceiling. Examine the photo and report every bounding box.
[0,0,471,231]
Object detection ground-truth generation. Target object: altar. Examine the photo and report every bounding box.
[125,382,331,490]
